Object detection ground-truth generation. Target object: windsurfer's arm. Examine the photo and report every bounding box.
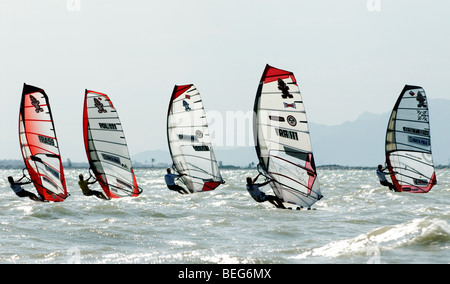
[87,172,97,184]
[253,173,261,183]
[385,168,397,174]
[382,166,397,174]
[259,179,272,187]
[17,172,31,184]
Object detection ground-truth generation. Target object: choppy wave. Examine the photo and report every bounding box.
[294,217,450,263]
[0,168,449,263]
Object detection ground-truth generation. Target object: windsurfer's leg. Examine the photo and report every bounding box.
[85,190,108,199]
[176,185,189,194]
[93,190,108,199]
[266,195,286,209]
[29,194,44,202]
[380,181,390,189]
[381,181,397,192]
[274,197,286,209]
[168,184,189,194]
[20,190,43,202]
[389,183,398,192]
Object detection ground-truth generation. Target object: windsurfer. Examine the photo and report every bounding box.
[7,176,44,202]
[78,174,108,199]
[246,174,286,209]
[165,168,189,194]
[376,165,398,192]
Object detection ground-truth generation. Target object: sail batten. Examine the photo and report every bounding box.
[385,85,437,193]
[83,90,141,199]
[254,65,321,209]
[167,84,224,193]
[19,83,68,202]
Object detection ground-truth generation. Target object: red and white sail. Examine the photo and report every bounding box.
[83,90,142,199]
[19,84,68,202]
[167,84,224,193]
[254,65,322,209]
[385,85,437,193]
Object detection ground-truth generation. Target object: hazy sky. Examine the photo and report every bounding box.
[1,0,449,162]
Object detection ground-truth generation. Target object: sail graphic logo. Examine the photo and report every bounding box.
[116,178,133,189]
[183,100,191,111]
[410,90,427,108]
[283,102,296,109]
[408,135,430,147]
[102,153,122,166]
[278,78,293,99]
[178,134,199,142]
[274,128,299,141]
[30,95,44,113]
[94,98,107,113]
[99,123,117,130]
[38,135,55,147]
[416,91,427,108]
[287,115,297,127]
[193,145,210,151]
[417,110,428,122]
[195,130,203,139]
[403,127,429,137]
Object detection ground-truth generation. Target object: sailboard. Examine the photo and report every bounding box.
[385,85,437,193]
[254,64,322,209]
[19,83,68,202]
[83,90,142,199]
[167,84,224,193]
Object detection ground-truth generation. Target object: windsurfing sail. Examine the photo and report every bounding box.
[167,84,224,193]
[19,83,68,202]
[83,90,142,199]
[385,85,437,193]
[254,64,322,209]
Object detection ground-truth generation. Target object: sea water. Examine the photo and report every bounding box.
[0,168,449,264]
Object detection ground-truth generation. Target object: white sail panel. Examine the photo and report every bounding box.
[385,85,437,193]
[254,65,321,208]
[83,90,141,199]
[167,84,224,193]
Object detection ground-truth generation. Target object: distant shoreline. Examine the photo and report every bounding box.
[0,160,448,170]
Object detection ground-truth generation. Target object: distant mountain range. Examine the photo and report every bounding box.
[131,98,450,167]
[3,99,447,169]
[309,98,449,167]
